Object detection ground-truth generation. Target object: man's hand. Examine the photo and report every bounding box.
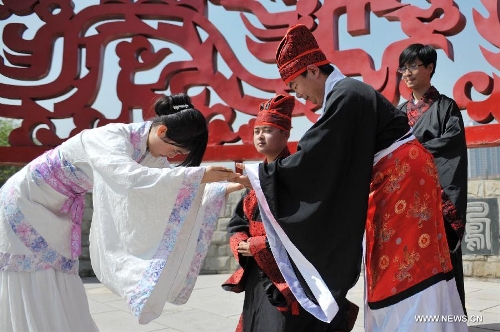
[232,163,253,189]
[225,182,244,198]
[234,174,252,190]
[237,240,252,256]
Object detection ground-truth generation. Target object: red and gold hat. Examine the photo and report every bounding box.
[276,24,329,85]
[255,94,294,131]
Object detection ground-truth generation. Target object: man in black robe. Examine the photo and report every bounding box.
[237,24,467,331]
[222,95,356,331]
[397,43,468,314]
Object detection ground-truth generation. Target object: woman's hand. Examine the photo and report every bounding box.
[201,166,240,183]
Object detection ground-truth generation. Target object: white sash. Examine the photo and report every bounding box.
[246,165,338,322]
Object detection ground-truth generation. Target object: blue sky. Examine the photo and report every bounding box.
[202,0,493,140]
[0,0,496,142]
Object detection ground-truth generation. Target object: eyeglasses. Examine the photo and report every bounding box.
[397,63,425,74]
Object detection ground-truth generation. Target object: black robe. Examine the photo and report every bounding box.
[398,94,468,315]
[225,194,342,332]
[258,77,410,311]
[398,95,468,249]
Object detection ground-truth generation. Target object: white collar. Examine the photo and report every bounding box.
[320,66,346,116]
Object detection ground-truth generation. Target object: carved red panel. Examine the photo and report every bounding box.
[0,0,499,165]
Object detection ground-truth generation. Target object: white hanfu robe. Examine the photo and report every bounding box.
[0,121,227,331]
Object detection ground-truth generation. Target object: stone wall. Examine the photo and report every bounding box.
[79,193,94,277]
[199,190,245,274]
[79,181,500,279]
[463,180,500,279]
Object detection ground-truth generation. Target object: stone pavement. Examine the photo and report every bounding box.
[84,274,500,332]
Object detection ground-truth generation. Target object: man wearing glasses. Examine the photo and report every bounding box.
[397,44,468,316]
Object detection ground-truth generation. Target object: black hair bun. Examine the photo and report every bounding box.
[154,93,194,116]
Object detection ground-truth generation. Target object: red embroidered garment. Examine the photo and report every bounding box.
[406,86,440,127]
[442,192,465,240]
[365,140,453,307]
[222,147,298,313]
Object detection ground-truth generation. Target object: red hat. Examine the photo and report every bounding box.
[276,24,329,85]
[255,94,294,131]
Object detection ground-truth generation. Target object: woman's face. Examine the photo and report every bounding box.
[148,125,189,158]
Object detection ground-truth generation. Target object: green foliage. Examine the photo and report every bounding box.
[0,119,22,186]
[0,118,15,146]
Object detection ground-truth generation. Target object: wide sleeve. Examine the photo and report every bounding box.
[83,127,227,324]
[247,164,338,322]
[259,80,380,288]
[419,98,467,156]
[412,97,468,220]
[250,79,409,323]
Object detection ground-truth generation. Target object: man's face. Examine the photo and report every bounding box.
[253,125,289,159]
[400,59,433,92]
[288,65,325,106]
